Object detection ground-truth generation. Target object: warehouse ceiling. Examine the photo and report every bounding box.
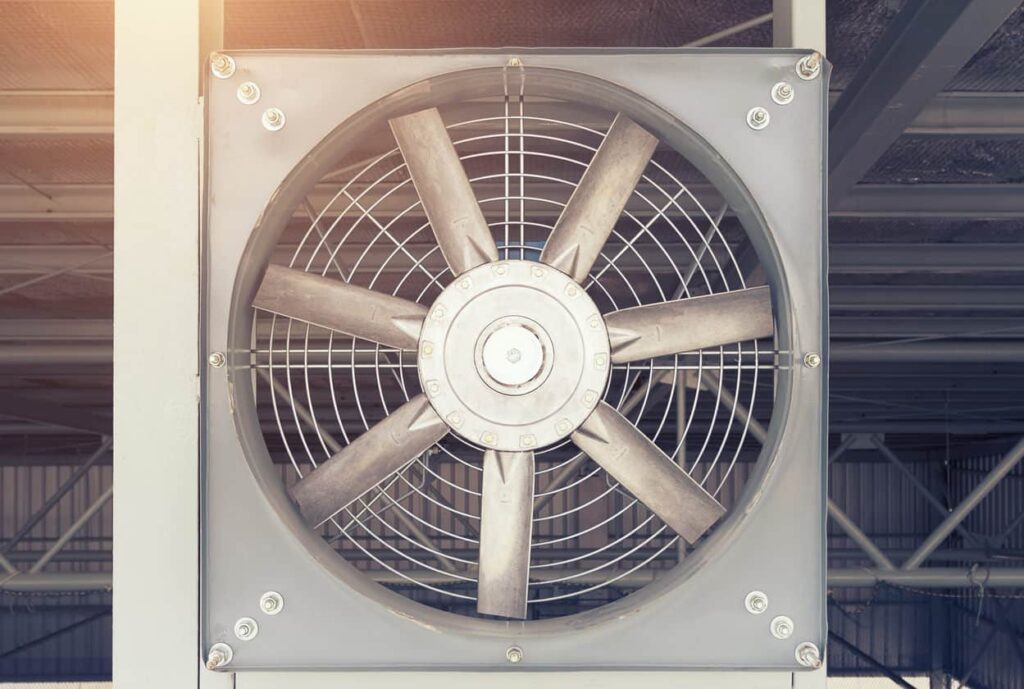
[1,0,1023,685]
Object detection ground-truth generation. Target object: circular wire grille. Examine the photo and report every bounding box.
[250,72,778,619]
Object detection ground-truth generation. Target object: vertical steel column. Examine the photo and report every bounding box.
[113,0,209,686]
[773,0,827,55]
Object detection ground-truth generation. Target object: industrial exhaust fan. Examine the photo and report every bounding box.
[202,49,829,676]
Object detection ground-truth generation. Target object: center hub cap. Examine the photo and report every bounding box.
[418,261,611,451]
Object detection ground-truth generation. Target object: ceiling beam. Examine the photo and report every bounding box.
[828,0,1021,206]
[0,91,113,136]
[0,393,111,435]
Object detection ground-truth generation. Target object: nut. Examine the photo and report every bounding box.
[771,82,794,105]
[796,641,823,668]
[206,642,233,670]
[796,53,822,81]
[209,52,235,79]
[260,591,283,615]
[506,646,524,664]
[234,617,258,641]
[744,590,769,615]
[261,107,286,132]
[770,615,794,640]
[803,352,822,368]
[747,107,770,131]
[237,81,261,105]
[208,351,225,368]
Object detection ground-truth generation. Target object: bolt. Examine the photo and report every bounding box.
[747,107,770,131]
[803,352,822,368]
[260,591,283,615]
[771,82,794,105]
[796,641,823,669]
[209,52,236,79]
[237,81,261,105]
[745,590,768,615]
[234,617,258,641]
[206,642,233,670]
[796,53,822,81]
[208,351,225,368]
[482,432,496,445]
[770,615,794,640]
[507,56,523,68]
[506,646,524,664]
[261,107,286,132]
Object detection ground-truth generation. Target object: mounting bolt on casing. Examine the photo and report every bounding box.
[237,81,261,105]
[796,641,823,668]
[209,52,235,79]
[744,590,768,614]
[262,107,286,132]
[208,351,225,368]
[206,642,233,670]
[803,352,822,368]
[796,53,822,81]
[771,82,794,105]
[747,107,770,130]
[770,615,794,639]
[506,646,524,664]
[234,617,258,641]
[260,591,284,614]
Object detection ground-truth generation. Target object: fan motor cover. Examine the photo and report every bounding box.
[202,49,829,670]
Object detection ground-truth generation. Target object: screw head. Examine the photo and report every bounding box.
[796,53,822,81]
[770,615,794,640]
[208,351,225,368]
[206,642,233,670]
[771,81,794,105]
[745,590,769,615]
[234,617,258,641]
[260,591,283,615]
[804,352,822,368]
[210,52,236,79]
[796,641,823,668]
[237,81,261,105]
[747,107,770,131]
[261,107,286,132]
[506,646,524,664]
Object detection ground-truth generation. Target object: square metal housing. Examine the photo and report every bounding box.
[202,49,828,673]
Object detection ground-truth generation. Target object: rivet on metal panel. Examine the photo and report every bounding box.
[803,352,822,368]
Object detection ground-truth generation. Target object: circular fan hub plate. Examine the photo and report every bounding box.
[418,260,610,451]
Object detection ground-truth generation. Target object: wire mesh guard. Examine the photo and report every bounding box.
[249,73,779,620]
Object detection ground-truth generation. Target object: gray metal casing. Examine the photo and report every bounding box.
[202,49,829,671]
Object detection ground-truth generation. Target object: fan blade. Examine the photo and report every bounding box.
[290,394,447,526]
[539,114,658,283]
[571,402,724,543]
[390,108,499,276]
[604,286,773,364]
[253,264,427,350]
[477,450,534,619]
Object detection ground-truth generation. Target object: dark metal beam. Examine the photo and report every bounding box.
[0,393,111,435]
[828,631,917,689]
[828,0,1021,205]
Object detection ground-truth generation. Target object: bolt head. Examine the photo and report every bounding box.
[208,351,225,368]
[210,52,236,79]
[770,615,794,640]
[747,107,770,131]
[745,590,769,615]
[506,646,524,664]
[237,81,261,105]
[206,642,233,670]
[796,641,823,668]
[260,591,284,615]
[796,53,822,81]
[234,617,258,641]
[261,107,286,132]
[803,352,822,368]
[771,81,794,105]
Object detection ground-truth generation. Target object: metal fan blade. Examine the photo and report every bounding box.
[539,114,658,283]
[253,264,427,350]
[571,402,725,543]
[390,108,499,276]
[604,285,773,364]
[290,394,447,526]
[477,450,534,619]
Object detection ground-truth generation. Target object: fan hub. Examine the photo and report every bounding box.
[418,261,610,451]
